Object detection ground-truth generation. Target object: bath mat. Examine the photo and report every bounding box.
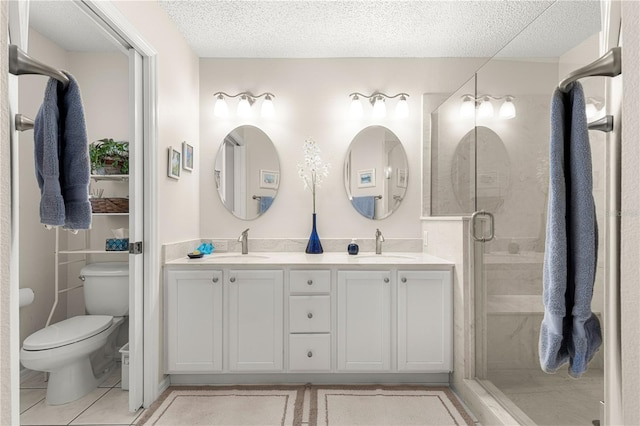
[309,385,474,426]
[137,385,305,426]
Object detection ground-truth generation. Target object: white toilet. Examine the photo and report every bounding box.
[21,262,129,405]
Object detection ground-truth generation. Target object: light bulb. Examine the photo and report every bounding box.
[395,95,409,118]
[261,95,275,118]
[372,96,386,119]
[237,96,252,117]
[499,98,516,119]
[349,95,363,118]
[213,95,228,117]
[478,97,494,118]
[460,96,475,118]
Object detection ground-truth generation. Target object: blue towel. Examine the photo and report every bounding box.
[34,73,91,230]
[259,196,274,213]
[540,82,601,378]
[352,196,375,219]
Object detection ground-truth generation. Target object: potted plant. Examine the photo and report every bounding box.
[89,138,129,175]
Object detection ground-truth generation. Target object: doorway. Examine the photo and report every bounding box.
[9,0,158,419]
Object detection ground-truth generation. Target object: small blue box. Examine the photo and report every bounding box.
[106,238,129,251]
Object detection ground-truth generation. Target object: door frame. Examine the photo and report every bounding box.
[76,0,161,409]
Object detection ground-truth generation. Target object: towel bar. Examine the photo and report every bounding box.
[15,114,34,132]
[588,115,614,133]
[8,44,70,89]
[558,47,621,92]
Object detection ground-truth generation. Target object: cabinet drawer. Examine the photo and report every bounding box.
[290,270,330,294]
[289,334,330,371]
[289,296,331,333]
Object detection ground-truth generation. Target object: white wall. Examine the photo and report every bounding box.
[199,58,486,240]
[113,1,200,246]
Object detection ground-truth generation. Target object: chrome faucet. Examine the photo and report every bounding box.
[238,228,250,254]
[375,228,385,254]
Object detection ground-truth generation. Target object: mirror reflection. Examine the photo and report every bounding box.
[452,126,511,213]
[214,125,280,220]
[344,126,408,220]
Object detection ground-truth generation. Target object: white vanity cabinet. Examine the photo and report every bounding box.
[397,270,452,372]
[228,269,284,371]
[165,270,223,373]
[337,270,392,371]
[288,270,331,371]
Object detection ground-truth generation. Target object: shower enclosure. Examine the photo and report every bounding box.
[428,4,607,424]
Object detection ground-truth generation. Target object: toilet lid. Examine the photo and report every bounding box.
[23,315,113,351]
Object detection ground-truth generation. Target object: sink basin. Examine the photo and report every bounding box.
[206,254,270,260]
[354,254,416,260]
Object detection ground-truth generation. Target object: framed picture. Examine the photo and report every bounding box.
[260,169,279,189]
[182,141,194,171]
[397,168,408,188]
[168,146,181,179]
[358,169,376,188]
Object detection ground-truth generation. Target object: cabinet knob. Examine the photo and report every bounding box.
[384,277,389,283]
[230,277,236,283]
[401,277,407,283]
[307,312,313,319]
[307,279,313,285]
[307,351,313,358]
[212,277,219,283]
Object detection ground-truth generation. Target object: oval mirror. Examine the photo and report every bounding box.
[451,126,511,212]
[344,126,408,220]
[214,125,280,220]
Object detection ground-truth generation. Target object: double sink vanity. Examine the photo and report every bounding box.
[164,251,453,384]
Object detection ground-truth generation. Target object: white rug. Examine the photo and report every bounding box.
[138,386,305,426]
[310,385,474,426]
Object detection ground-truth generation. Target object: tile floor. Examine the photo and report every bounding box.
[20,363,145,426]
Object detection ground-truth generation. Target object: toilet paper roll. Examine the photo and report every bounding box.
[19,288,34,308]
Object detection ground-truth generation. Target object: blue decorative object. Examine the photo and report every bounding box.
[348,239,359,255]
[106,238,129,251]
[305,213,323,254]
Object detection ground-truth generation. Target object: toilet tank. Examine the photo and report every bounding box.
[80,262,129,316]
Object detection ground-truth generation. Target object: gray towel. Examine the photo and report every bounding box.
[352,196,375,219]
[539,81,601,378]
[34,72,91,230]
[259,196,274,213]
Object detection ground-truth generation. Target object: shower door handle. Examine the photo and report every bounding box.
[471,210,495,242]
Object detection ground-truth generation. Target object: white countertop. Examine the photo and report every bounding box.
[165,251,453,267]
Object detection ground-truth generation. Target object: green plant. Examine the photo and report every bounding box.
[89,138,129,174]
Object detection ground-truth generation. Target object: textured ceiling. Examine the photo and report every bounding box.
[158,0,601,58]
[28,1,601,58]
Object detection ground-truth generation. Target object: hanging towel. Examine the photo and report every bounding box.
[259,196,274,213]
[539,81,601,378]
[34,72,91,230]
[352,196,375,219]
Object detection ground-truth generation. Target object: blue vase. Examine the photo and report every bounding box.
[305,213,323,254]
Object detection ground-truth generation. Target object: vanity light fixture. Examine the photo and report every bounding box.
[459,94,517,119]
[348,92,410,119]
[213,91,276,118]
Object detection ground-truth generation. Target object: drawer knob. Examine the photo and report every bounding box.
[307,279,313,285]
[307,351,313,358]
[401,277,407,283]
[307,312,313,319]
[384,277,389,283]
[230,277,236,283]
[212,277,219,283]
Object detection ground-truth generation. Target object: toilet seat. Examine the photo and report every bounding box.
[23,315,113,351]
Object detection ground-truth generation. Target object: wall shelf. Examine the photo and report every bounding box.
[58,248,129,255]
[91,174,129,182]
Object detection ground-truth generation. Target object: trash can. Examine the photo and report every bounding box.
[119,343,129,391]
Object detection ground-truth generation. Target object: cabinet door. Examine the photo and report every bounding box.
[229,269,284,371]
[397,270,452,372]
[166,270,222,373]
[337,271,391,371]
